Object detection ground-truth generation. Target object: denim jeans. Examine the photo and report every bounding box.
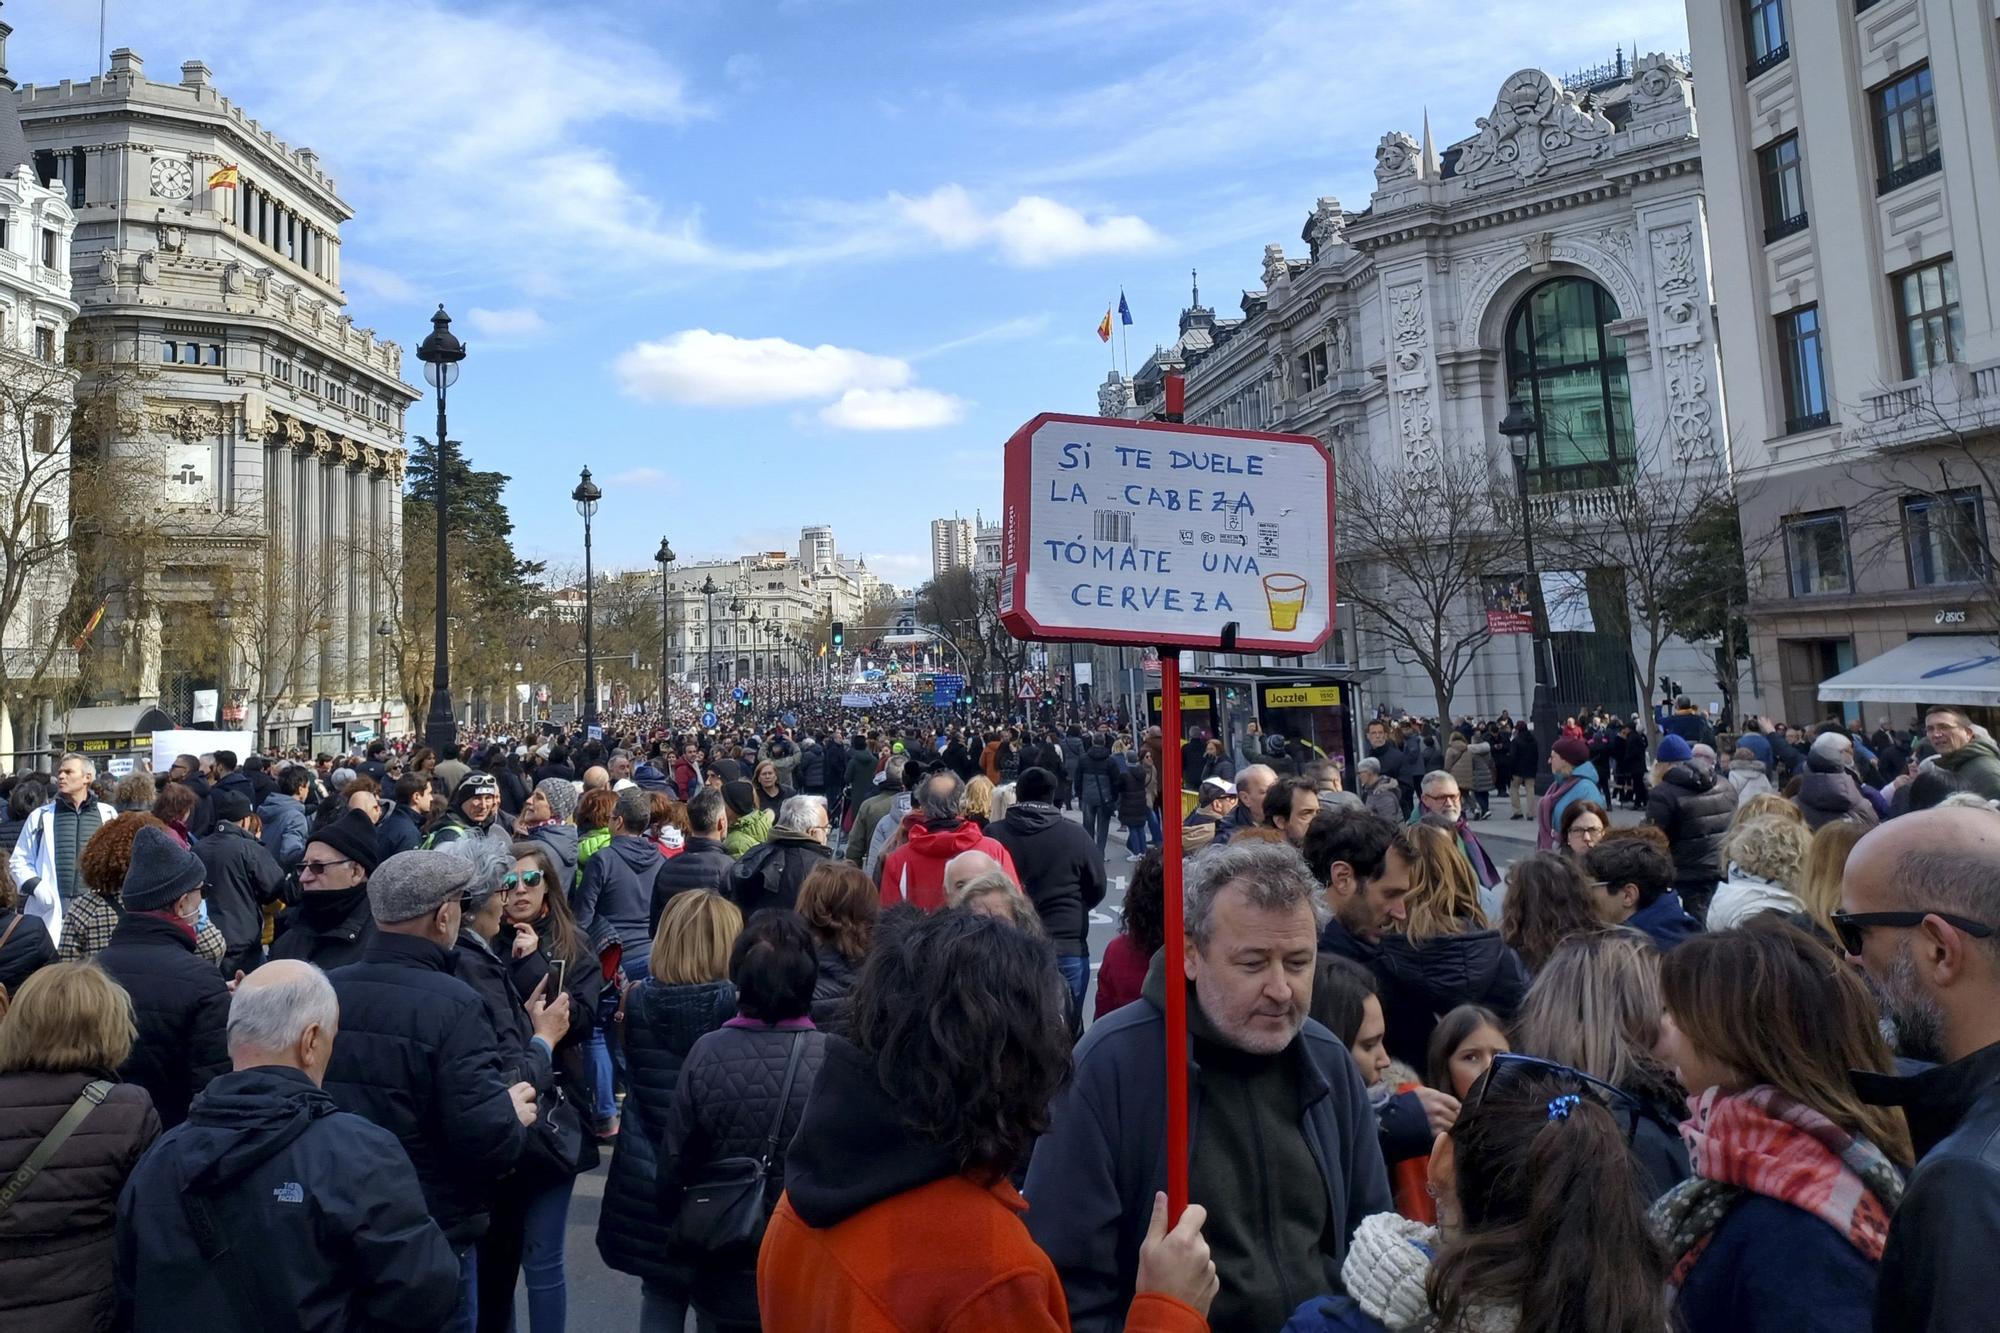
[518,1174,574,1332]
[593,957,651,1126]
[1056,953,1090,1016]
[639,1283,720,1333]
[444,1245,479,1333]
[1080,801,1112,854]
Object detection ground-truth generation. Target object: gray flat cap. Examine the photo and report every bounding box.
[367,849,472,925]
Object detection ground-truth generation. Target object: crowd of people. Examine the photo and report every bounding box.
[0,691,1993,1331]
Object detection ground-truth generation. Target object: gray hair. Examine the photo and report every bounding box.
[775,794,827,835]
[330,767,357,792]
[613,786,653,832]
[1184,840,1326,951]
[1892,836,2000,957]
[989,783,1019,824]
[227,963,338,1057]
[884,755,910,790]
[1357,756,1382,776]
[687,787,726,836]
[919,770,967,823]
[435,835,511,913]
[1419,770,1458,795]
[1236,763,1277,790]
[57,751,96,778]
[948,868,1021,909]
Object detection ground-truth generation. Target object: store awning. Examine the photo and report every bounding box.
[1818,636,2000,707]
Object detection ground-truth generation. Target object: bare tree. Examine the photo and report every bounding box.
[1540,434,1736,739]
[1339,451,1523,723]
[210,539,340,740]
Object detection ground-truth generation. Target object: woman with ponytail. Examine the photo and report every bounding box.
[1652,917,1911,1332]
[1284,1059,1669,1333]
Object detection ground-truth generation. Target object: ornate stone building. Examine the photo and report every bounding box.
[0,10,79,767]
[1094,54,1727,721]
[15,48,417,746]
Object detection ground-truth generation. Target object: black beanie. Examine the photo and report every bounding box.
[312,810,382,875]
[1016,767,1058,804]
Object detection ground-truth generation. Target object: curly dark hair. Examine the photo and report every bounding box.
[849,906,1070,1180]
[1120,847,1167,956]
[80,813,170,900]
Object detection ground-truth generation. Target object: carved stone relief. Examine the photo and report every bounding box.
[1663,344,1717,463]
[1649,223,1701,344]
[1453,69,1614,185]
[148,402,224,442]
[1307,197,1345,256]
[1261,245,1289,290]
[1389,284,1428,377]
[1375,131,1420,186]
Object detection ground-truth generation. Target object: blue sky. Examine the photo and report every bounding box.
[11,0,1689,588]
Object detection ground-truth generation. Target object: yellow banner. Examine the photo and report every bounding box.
[1264,685,1342,708]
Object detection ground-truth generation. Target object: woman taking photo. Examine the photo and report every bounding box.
[597,890,742,1332]
[760,907,1216,1332]
[1652,918,1910,1332]
[1372,824,1529,1067]
[1511,931,1689,1197]
[1286,1058,1669,1333]
[660,912,828,1332]
[0,963,161,1333]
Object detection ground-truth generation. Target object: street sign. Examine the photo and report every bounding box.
[549,703,576,725]
[998,413,1333,653]
[702,708,717,728]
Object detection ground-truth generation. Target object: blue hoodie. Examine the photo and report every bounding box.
[1629,888,1702,952]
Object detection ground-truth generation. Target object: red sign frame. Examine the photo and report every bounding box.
[998,413,1336,654]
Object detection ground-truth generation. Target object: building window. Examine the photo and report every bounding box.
[1777,304,1829,433]
[203,344,222,367]
[1758,135,1808,242]
[39,228,56,268]
[1894,257,1962,378]
[1904,491,1987,587]
[162,341,178,364]
[1785,510,1852,596]
[1504,277,1634,493]
[1295,343,1330,392]
[1873,65,1940,194]
[1745,0,1788,78]
[29,505,51,547]
[183,342,199,364]
[33,326,55,362]
[31,415,53,454]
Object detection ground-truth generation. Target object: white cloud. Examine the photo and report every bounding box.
[466,306,548,339]
[894,185,1161,266]
[818,387,968,431]
[614,330,912,407]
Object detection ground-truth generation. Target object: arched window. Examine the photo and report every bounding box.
[1505,277,1633,492]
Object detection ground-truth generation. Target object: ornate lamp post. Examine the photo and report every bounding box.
[747,608,761,688]
[374,619,392,737]
[729,594,744,682]
[699,575,719,695]
[572,467,602,728]
[414,305,466,749]
[654,537,675,711]
[1500,397,1559,790]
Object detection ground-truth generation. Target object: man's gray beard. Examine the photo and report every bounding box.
[1868,946,1948,1064]
[1193,982,1301,1057]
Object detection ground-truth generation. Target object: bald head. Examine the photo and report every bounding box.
[944,849,1004,897]
[228,960,340,1083]
[1235,764,1278,821]
[582,766,610,792]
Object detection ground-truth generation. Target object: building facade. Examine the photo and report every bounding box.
[0,12,79,768]
[1090,54,1726,723]
[658,527,884,685]
[1688,0,2000,726]
[930,514,974,578]
[14,48,418,747]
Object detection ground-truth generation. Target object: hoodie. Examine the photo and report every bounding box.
[985,803,1108,956]
[256,791,310,871]
[763,1037,1207,1333]
[115,1066,457,1332]
[878,819,1020,911]
[527,821,580,890]
[574,832,662,960]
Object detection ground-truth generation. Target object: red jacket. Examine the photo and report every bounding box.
[1093,933,1151,1020]
[758,1173,1205,1333]
[879,819,1018,911]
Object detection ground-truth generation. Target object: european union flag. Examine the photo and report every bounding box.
[1118,290,1133,325]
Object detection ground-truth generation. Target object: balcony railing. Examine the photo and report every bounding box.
[1878,149,1942,196]
[1494,483,1639,528]
[1784,409,1833,435]
[1763,211,1809,245]
[1746,44,1789,81]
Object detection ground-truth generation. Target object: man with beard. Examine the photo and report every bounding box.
[1026,839,1389,1332]
[1844,806,2000,1333]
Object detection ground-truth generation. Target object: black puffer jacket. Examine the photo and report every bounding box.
[1646,761,1737,892]
[323,932,528,1243]
[1369,928,1531,1069]
[115,1066,456,1333]
[94,913,231,1130]
[0,907,56,995]
[1793,768,1881,831]
[191,821,287,954]
[650,837,735,932]
[659,1020,829,1325]
[810,942,862,1033]
[986,802,1108,957]
[1075,742,1118,809]
[596,978,736,1287]
[727,832,831,918]
[0,1070,158,1333]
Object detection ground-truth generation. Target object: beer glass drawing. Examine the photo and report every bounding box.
[1262,573,1309,632]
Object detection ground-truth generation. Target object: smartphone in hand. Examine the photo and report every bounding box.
[549,957,568,995]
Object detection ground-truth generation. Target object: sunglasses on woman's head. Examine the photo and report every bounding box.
[501,870,545,890]
[1473,1053,1644,1142]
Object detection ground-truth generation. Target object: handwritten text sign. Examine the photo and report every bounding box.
[999,414,1333,652]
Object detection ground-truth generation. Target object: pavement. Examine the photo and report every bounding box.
[560,794,1650,1322]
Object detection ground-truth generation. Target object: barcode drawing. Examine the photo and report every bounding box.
[1093,510,1135,544]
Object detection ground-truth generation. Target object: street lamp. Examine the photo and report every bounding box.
[572,467,602,729]
[747,609,761,688]
[699,575,719,694]
[654,537,675,712]
[415,305,466,750]
[729,595,743,682]
[1500,396,1559,791]
[374,619,392,738]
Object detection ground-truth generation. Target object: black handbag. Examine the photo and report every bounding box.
[668,1033,807,1254]
[521,1077,585,1179]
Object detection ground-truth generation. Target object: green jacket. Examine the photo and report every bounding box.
[723,809,774,860]
[576,826,612,872]
[1938,736,2000,800]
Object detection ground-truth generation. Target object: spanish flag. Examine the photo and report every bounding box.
[206,164,240,189]
[70,601,107,651]
[1097,307,1114,343]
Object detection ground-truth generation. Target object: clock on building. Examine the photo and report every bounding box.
[149,157,193,200]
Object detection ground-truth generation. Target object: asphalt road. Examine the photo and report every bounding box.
[554,804,1560,1326]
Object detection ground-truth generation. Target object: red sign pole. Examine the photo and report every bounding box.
[1158,648,1189,1220]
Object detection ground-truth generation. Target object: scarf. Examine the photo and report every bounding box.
[1335,1212,1518,1333]
[1651,1085,1904,1289]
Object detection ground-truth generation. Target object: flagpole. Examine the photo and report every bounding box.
[1107,298,1116,375]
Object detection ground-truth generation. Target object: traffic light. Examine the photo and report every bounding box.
[831,621,845,650]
